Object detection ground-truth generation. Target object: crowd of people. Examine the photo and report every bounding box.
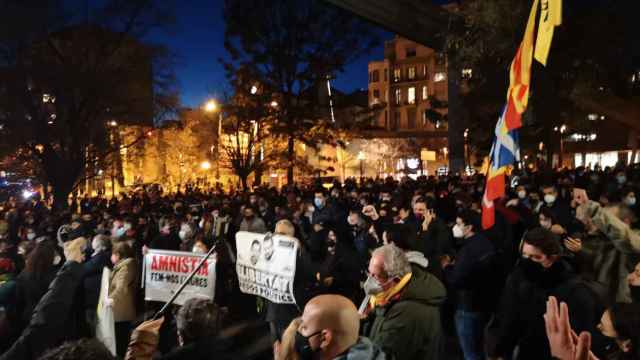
[1,163,640,360]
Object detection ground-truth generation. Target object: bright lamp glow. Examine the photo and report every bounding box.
[200,161,211,170]
[22,190,34,199]
[204,100,218,113]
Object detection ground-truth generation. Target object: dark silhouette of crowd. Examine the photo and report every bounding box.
[1,164,640,360]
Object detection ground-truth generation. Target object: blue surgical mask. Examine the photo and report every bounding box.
[617,175,627,184]
[314,198,324,208]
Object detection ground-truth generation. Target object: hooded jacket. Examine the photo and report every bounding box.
[333,337,387,360]
[365,269,446,360]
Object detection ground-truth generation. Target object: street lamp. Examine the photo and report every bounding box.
[200,161,211,170]
[554,124,567,168]
[357,151,366,180]
[463,128,469,167]
[203,99,223,180]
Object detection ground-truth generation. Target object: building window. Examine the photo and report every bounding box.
[462,68,473,79]
[373,89,380,103]
[384,69,388,82]
[385,89,389,102]
[408,67,416,80]
[422,85,429,100]
[372,70,380,82]
[406,48,416,58]
[408,87,416,104]
[434,72,446,82]
[392,111,400,129]
[395,88,402,105]
[393,68,401,82]
[408,108,416,129]
[423,64,428,76]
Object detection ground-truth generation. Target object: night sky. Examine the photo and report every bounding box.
[148,0,382,108]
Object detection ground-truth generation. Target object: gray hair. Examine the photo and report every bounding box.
[92,234,111,252]
[372,244,411,279]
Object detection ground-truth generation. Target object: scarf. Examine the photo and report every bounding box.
[369,272,412,309]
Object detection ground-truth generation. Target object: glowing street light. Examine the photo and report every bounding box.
[204,99,218,113]
[200,161,211,170]
[108,120,118,127]
[270,100,278,108]
[250,85,258,95]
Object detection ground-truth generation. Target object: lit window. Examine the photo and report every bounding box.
[434,72,446,82]
[395,88,402,105]
[42,94,51,103]
[422,86,428,100]
[408,67,416,80]
[394,68,401,82]
[462,68,473,79]
[371,70,379,83]
[423,64,428,76]
[408,87,416,104]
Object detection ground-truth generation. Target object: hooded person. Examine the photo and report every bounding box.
[361,244,446,360]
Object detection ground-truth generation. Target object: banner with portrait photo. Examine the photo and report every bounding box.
[143,249,216,305]
[235,231,298,304]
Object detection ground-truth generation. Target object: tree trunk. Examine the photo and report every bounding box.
[287,136,295,185]
[446,58,465,174]
[240,174,249,190]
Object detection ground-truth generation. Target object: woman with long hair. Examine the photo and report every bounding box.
[14,241,57,332]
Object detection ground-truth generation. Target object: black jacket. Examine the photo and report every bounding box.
[488,259,604,360]
[82,251,112,309]
[157,339,233,360]
[442,233,499,313]
[1,261,84,360]
[417,218,454,280]
[14,269,57,331]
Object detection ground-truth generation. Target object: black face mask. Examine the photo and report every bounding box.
[518,257,547,281]
[294,330,322,360]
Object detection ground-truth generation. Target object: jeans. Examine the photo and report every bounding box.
[454,310,488,360]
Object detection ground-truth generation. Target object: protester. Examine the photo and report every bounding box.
[82,234,112,336]
[544,296,640,360]
[126,298,229,360]
[441,210,498,360]
[38,339,115,360]
[362,244,445,360]
[291,294,386,360]
[488,227,604,359]
[107,242,138,358]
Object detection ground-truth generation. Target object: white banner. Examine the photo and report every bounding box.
[96,267,116,356]
[143,249,216,305]
[235,231,298,304]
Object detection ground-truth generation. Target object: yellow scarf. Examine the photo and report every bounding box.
[369,272,412,308]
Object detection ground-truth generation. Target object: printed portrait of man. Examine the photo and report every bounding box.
[250,239,261,266]
[263,234,274,262]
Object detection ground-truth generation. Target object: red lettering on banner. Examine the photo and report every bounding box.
[169,256,177,272]
[158,256,168,271]
[151,256,158,271]
[180,257,188,273]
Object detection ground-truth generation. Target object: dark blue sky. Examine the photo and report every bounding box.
[148,0,381,108]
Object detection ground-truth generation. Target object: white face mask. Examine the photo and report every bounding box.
[26,232,36,241]
[53,255,62,266]
[452,224,465,238]
[178,230,188,240]
[544,194,556,204]
[517,190,527,199]
[625,196,636,206]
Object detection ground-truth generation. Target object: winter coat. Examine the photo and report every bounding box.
[239,217,267,234]
[326,242,364,304]
[109,257,138,322]
[14,268,57,331]
[365,268,446,360]
[582,200,640,302]
[443,233,500,313]
[0,261,84,360]
[488,259,604,360]
[333,337,387,360]
[416,217,454,280]
[83,251,112,310]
